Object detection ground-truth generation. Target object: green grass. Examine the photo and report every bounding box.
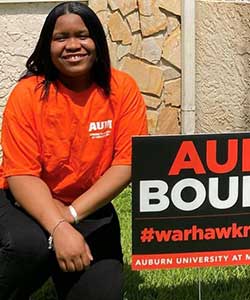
[33,187,250,300]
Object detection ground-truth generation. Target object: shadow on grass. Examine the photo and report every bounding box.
[31,278,57,300]
[123,263,250,300]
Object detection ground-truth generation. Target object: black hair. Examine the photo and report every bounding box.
[22,1,111,97]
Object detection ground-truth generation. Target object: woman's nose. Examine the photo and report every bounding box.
[65,37,81,50]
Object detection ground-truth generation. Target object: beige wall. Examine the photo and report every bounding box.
[196,0,250,133]
[0,2,57,123]
[0,0,182,135]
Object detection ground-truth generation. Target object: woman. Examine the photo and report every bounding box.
[0,2,148,300]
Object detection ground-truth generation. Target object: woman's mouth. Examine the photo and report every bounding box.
[62,54,87,62]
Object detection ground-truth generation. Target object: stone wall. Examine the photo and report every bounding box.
[196,0,250,133]
[101,0,182,134]
[0,0,182,136]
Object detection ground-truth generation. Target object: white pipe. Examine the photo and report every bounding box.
[181,0,196,134]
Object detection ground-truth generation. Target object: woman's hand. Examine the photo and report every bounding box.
[52,221,93,272]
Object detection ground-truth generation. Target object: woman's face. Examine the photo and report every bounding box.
[50,13,96,82]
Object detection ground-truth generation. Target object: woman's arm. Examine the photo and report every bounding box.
[7,175,93,272]
[74,165,131,219]
[8,175,67,232]
[55,165,131,222]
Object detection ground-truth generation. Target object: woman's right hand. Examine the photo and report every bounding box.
[52,221,93,272]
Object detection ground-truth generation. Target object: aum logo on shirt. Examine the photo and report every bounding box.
[88,120,112,139]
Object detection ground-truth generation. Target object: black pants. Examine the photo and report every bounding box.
[0,189,123,300]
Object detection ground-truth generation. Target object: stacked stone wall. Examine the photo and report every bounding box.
[90,0,181,134]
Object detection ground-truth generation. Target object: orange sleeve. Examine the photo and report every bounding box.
[111,73,148,166]
[1,81,42,178]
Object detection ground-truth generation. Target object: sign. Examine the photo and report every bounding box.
[132,133,250,270]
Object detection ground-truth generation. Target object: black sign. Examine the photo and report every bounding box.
[132,133,250,269]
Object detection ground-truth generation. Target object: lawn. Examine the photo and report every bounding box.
[33,187,250,300]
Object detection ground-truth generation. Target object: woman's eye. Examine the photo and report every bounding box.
[79,35,89,40]
[54,36,66,42]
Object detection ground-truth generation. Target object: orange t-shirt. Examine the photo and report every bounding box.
[0,68,148,203]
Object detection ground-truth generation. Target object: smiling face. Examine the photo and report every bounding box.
[50,13,96,89]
